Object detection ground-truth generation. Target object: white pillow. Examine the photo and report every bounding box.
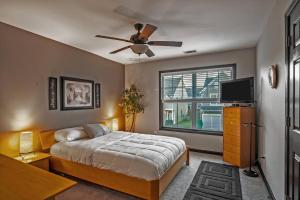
[100,124,112,134]
[55,127,88,142]
[83,124,106,138]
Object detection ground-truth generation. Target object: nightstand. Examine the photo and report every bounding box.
[14,152,50,171]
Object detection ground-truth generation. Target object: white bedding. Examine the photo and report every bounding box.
[50,131,186,180]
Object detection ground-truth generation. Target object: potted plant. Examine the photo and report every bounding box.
[119,84,144,132]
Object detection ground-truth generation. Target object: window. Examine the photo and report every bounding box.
[159,64,236,134]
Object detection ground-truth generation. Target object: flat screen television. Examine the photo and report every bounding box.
[220,77,254,103]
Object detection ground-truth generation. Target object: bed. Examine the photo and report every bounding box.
[39,129,189,200]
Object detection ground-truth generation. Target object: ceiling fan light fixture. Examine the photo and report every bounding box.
[130,44,149,55]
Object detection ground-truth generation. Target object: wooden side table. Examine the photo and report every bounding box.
[14,152,50,171]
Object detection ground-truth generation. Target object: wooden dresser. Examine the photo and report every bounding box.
[223,106,256,168]
[0,153,76,200]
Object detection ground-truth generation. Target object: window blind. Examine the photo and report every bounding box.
[161,66,233,101]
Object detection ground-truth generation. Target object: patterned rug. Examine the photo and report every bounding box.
[183,161,242,200]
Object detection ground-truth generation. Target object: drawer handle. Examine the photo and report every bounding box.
[241,123,249,127]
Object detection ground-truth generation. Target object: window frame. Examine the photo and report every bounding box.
[159,64,237,135]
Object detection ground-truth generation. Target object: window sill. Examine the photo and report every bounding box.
[159,127,223,136]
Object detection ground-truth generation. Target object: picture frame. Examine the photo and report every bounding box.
[61,76,94,110]
[95,83,101,108]
[48,77,57,110]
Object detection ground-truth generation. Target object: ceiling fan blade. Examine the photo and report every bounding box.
[148,41,182,47]
[139,24,157,39]
[95,35,132,43]
[110,46,131,54]
[145,49,155,57]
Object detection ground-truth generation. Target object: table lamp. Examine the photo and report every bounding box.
[19,131,33,155]
[112,118,119,131]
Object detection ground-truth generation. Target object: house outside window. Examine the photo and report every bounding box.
[159,64,236,135]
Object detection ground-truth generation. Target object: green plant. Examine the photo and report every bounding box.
[119,84,144,132]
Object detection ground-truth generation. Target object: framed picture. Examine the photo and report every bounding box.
[95,83,101,108]
[61,76,94,110]
[48,77,57,110]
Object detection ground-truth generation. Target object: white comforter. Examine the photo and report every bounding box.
[50,131,186,180]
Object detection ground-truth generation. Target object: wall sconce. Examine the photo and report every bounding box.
[268,64,278,89]
[19,131,33,155]
[112,118,119,131]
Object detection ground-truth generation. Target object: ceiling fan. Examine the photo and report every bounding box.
[95,23,183,57]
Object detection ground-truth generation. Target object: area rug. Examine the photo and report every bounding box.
[183,161,242,200]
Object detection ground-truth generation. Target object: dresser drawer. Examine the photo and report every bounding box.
[224,125,240,136]
[224,134,240,146]
[224,108,240,117]
[225,118,240,125]
[224,111,240,126]
[223,142,240,155]
[223,150,240,166]
[30,158,49,171]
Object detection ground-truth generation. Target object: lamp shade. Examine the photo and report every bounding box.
[20,131,33,154]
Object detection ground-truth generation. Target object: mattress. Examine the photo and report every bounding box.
[50,131,186,180]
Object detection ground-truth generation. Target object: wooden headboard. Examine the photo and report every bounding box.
[39,130,56,152]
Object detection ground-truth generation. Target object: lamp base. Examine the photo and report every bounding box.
[243,169,259,177]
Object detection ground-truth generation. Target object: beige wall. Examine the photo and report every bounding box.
[256,0,292,199]
[125,48,256,152]
[0,23,125,132]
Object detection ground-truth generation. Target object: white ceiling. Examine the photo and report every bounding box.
[0,0,274,64]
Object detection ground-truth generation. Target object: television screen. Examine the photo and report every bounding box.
[220,77,254,103]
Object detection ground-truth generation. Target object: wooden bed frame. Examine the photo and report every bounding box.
[39,129,190,200]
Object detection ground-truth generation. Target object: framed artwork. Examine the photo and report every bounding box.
[95,83,101,108]
[48,77,57,110]
[61,76,94,110]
